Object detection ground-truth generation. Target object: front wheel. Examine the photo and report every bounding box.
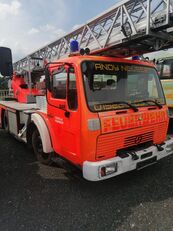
[32,129,52,165]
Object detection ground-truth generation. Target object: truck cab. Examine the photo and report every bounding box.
[36,55,172,180]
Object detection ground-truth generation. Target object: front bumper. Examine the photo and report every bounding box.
[83,137,173,181]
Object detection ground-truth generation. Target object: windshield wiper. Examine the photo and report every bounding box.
[134,100,163,109]
[110,101,139,112]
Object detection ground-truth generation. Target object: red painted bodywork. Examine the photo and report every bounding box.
[0,56,169,167]
[33,56,169,166]
[11,73,39,103]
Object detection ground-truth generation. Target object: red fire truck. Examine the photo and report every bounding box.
[1,0,173,181]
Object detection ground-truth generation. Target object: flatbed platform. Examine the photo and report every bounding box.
[0,101,37,111]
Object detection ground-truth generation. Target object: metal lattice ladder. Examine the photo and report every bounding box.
[14,0,173,72]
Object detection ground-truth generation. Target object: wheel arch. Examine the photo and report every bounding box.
[27,113,53,153]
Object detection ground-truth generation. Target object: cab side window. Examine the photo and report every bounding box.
[68,68,78,110]
[52,68,67,99]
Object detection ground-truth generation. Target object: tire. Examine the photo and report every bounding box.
[3,110,9,131]
[32,129,52,165]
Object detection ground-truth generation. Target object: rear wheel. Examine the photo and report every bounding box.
[32,129,52,165]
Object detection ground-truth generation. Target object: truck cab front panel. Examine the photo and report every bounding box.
[80,58,168,162]
[96,108,168,160]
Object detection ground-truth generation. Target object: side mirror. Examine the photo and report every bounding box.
[45,68,51,91]
[0,47,13,76]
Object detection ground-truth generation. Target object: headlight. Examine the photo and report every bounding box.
[100,163,118,177]
[166,143,173,152]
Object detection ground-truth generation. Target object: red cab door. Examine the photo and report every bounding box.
[47,65,81,164]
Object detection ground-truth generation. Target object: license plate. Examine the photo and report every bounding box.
[137,156,157,170]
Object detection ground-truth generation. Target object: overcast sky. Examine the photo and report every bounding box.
[0,0,120,61]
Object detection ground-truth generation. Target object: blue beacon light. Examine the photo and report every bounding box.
[132,56,140,60]
[70,40,79,53]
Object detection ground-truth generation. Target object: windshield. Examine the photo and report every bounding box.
[82,61,165,112]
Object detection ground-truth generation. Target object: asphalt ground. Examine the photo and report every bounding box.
[1,128,173,231]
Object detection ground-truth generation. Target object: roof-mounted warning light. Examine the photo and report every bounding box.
[132,56,140,60]
[69,40,90,56]
[80,48,90,56]
[70,40,79,53]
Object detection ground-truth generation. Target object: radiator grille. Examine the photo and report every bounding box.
[96,123,167,160]
[124,132,153,147]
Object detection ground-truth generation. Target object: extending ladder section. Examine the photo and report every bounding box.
[14,0,173,72]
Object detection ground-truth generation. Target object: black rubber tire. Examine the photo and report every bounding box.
[32,129,52,165]
[3,110,9,131]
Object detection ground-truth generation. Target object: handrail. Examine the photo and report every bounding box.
[0,89,13,100]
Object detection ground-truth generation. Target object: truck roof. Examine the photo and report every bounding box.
[49,55,155,68]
